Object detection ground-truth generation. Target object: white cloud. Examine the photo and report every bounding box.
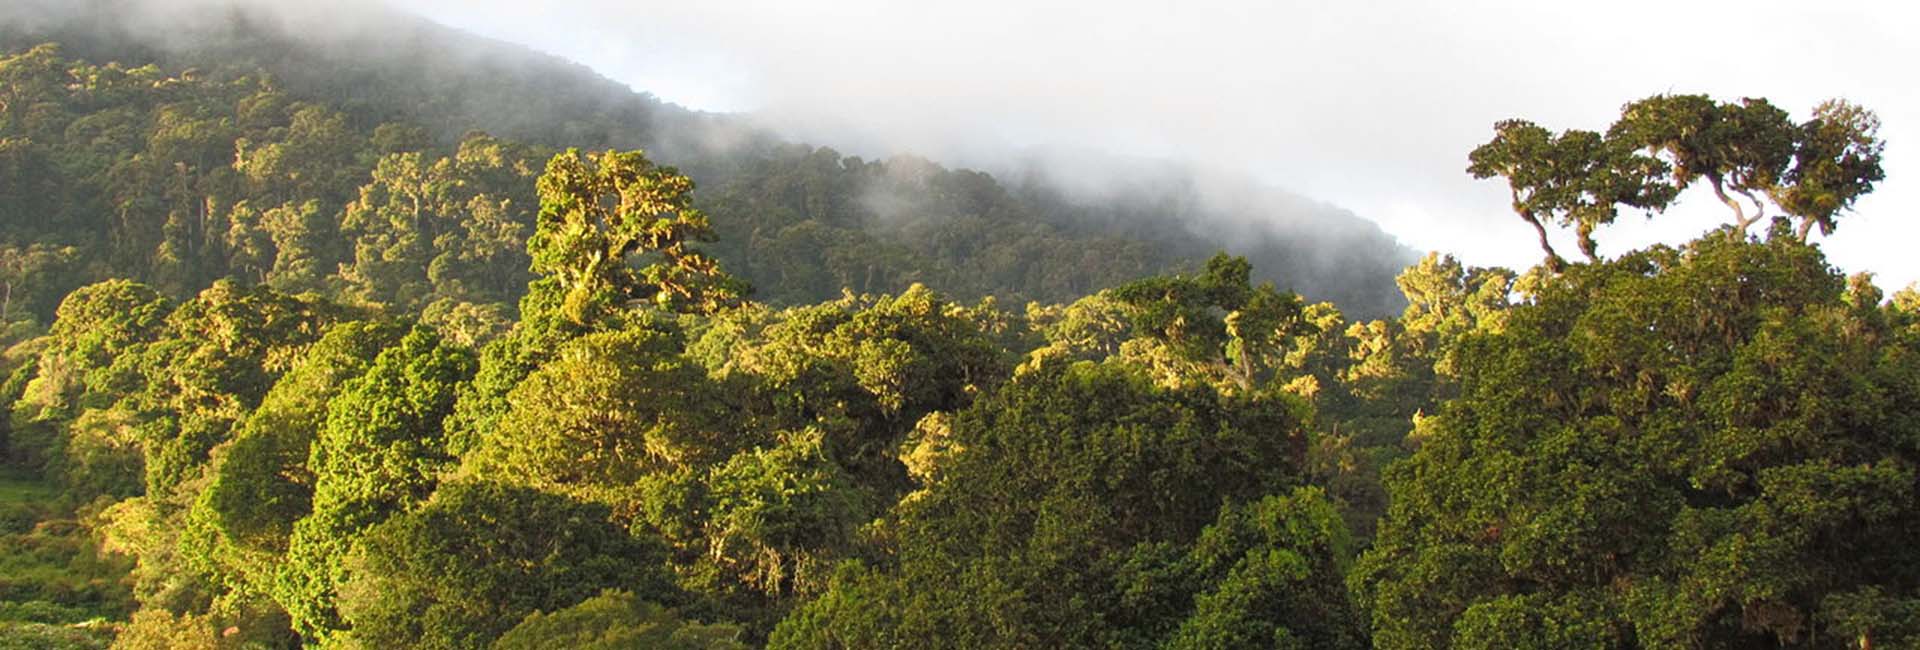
[331,0,1920,284]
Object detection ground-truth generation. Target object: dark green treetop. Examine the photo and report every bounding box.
[1354,230,1920,649]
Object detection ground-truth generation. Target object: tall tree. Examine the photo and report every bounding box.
[1776,100,1886,241]
[1611,95,1796,234]
[1611,94,1885,242]
[530,149,743,325]
[275,326,474,642]
[1354,232,1920,649]
[1108,253,1317,393]
[1467,121,1676,267]
[202,320,408,555]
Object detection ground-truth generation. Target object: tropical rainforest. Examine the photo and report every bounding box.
[0,2,1914,649]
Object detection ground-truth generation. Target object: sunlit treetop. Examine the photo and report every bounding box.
[1467,120,1676,269]
[1775,99,1886,240]
[1611,94,1796,233]
[1472,94,1886,271]
[529,149,746,326]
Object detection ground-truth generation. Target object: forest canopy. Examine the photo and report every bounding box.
[0,9,1914,650]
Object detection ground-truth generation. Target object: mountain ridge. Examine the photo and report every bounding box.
[1,0,1418,316]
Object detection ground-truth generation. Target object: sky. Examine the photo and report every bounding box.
[384,0,1919,286]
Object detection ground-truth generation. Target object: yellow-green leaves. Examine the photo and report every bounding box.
[529,149,743,326]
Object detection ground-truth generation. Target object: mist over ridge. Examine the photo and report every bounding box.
[3,0,1420,314]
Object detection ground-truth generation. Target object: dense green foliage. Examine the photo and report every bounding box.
[0,467,127,650]
[277,325,473,641]
[0,12,1912,649]
[769,361,1364,648]
[338,480,674,649]
[493,590,748,650]
[0,126,1435,645]
[1355,228,1920,648]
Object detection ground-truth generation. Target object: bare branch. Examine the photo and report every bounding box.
[1707,175,1756,234]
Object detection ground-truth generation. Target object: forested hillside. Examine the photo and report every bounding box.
[3,2,1917,649]
[0,0,1415,319]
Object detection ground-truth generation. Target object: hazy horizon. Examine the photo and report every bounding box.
[5,0,1914,287]
[380,0,1919,287]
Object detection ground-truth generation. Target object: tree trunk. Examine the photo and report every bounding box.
[1520,209,1564,272]
[1738,189,1768,233]
[1709,176,1759,235]
[1508,188,1565,271]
